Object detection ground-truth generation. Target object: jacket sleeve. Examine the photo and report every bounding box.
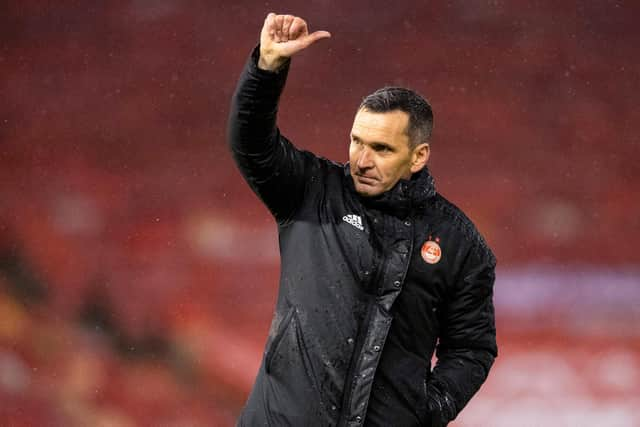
[227,46,312,223]
[425,245,497,426]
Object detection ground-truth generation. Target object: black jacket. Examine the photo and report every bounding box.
[228,47,497,427]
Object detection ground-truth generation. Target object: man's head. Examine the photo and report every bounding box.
[349,87,433,197]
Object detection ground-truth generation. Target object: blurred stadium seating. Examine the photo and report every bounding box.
[1,1,639,425]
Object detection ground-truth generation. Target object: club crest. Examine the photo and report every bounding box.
[421,237,442,264]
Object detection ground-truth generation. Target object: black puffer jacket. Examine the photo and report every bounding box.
[228,47,497,427]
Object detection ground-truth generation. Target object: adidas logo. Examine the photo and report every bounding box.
[342,214,364,231]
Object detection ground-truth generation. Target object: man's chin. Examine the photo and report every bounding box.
[354,182,383,197]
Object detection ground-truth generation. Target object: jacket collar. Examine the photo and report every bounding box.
[344,164,436,218]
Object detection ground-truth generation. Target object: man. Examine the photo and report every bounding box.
[228,13,497,427]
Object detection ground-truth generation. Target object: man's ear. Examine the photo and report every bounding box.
[410,143,430,173]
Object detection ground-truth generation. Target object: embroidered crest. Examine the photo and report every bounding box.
[421,237,442,264]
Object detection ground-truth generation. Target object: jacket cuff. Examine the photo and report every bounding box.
[425,381,457,426]
[248,44,291,79]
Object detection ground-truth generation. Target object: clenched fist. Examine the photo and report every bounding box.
[258,13,331,71]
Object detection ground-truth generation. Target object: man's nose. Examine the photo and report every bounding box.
[357,147,374,169]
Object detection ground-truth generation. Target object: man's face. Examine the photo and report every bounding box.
[349,109,425,197]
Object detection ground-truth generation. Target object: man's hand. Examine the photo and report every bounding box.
[258,13,331,71]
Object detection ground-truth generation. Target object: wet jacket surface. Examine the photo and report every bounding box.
[228,47,498,427]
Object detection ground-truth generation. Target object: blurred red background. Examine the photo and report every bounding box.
[1,1,639,426]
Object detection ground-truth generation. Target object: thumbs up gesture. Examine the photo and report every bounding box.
[258,13,331,71]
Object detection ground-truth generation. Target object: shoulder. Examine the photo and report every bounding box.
[429,193,496,266]
[278,135,343,174]
[287,146,348,201]
[294,147,346,182]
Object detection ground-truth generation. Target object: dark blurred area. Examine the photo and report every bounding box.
[1,1,639,425]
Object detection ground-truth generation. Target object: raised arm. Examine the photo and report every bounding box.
[227,13,330,223]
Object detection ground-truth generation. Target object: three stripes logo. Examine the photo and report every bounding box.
[342,214,364,231]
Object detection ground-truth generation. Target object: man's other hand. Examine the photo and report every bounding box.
[258,13,331,71]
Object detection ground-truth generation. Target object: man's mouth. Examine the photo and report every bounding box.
[355,174,378,185]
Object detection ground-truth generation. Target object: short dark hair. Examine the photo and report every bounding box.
[359,87,433,148]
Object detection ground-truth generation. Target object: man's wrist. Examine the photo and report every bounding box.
[257,54,289,72]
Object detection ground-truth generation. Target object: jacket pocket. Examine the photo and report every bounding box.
[262,306,329,425]
[264,305,296,375]
[420,377,456,427]
[416,368,432,425]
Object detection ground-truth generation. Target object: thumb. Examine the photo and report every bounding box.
[299,30,332,48]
